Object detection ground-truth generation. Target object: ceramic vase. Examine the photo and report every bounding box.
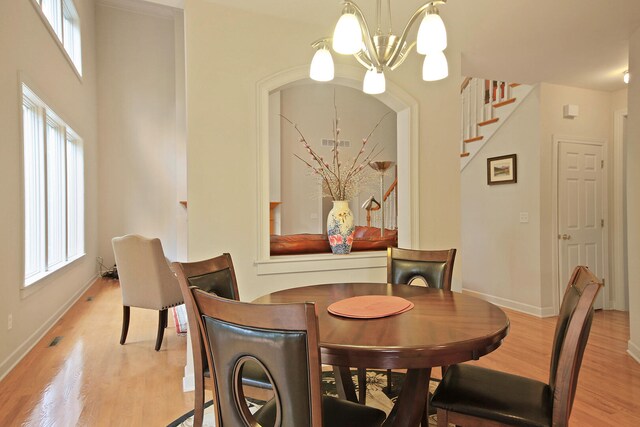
[327,200,355,254]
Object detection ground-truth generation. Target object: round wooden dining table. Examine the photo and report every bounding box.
[253,282,510,427]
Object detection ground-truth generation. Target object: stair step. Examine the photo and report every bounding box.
[509,83,521,88]
[463,136,484,143]
[460,152,470,158]
[478,118,499,127]
[493,98,516,108]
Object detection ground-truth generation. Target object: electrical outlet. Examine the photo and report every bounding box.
[8,314,12,330]
[519,212,529,223]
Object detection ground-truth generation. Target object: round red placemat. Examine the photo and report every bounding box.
[327,295,414,319]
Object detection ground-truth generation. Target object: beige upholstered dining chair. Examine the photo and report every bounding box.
[111,234,183,351]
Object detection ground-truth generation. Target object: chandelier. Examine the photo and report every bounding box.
[310,0,449,94]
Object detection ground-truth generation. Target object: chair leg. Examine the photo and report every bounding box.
[155,309,168,351]
[120,306,130,345]
[357,367,367,404]
[193,373,205,427]
[437,408,448,427]
[386,368,392,394]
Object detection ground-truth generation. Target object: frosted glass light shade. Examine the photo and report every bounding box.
[363,69,385,94]
[333,13,362,54]
[422,51,448,81]
[416,12,447,54]
[624,70,630,84]
[310,48,335,81]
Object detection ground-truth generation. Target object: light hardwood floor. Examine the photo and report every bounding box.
[0,278,639,426]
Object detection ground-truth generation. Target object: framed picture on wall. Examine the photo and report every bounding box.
[487,154,517,185]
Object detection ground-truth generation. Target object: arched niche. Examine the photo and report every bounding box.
[256,65,419,272]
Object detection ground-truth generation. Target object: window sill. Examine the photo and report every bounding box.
[21,253,86,299]
[254,251,387,276]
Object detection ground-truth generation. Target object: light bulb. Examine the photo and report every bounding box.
[310,48,334,82]
[422,51,448,81]
[363,69,385,94]
[333,12,362,55]
[417,11,447,55]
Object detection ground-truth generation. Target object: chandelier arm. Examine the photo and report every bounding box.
[386,0,445,69]
[354,51,374,69]
[344,0,382,68]
[388,41,416,71]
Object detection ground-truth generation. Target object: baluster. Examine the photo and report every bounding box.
[477,77,483,123]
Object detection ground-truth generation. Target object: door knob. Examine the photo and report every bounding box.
[561,234,571,240]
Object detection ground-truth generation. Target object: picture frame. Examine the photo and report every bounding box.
[487,154,517,185]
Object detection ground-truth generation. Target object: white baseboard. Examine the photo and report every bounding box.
[183,373,195,392]
[462,288,556,318]
[0,275,98,381]
[628,340,640,364]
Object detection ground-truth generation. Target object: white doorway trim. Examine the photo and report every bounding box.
[255,65,419,272]
[551,135,609,314]
[613,109,629,311]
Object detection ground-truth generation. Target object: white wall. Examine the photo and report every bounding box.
[462,83,624,316]
[279,84,397,234]
[0,0,98,379]
[461,88,543,313]
[539,83,615,310]
[96,0,185,265]
[627,27,640,361]
[184,0,462,300]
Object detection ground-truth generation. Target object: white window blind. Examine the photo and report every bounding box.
[22,84,85,286]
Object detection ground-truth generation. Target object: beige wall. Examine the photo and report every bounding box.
[184,0,462,300]
[627,27,640,360]
[0,0,98,378]
[96,1,185,266]
[461,88,543,313]
[539,83,616,310]
[461,83,626,316]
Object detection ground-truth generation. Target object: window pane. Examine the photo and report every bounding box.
[23,101,45,280]
[66,137,84,258]
[46,119,66,268]
[41,0,62,39]
[62,0,82,73]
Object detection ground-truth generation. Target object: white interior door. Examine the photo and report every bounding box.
[557,140,605,309]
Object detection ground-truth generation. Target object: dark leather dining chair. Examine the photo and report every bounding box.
[430,265,603,427]
[190,288,387,427]
[173,254,272,427]
[387,247,456,290]
[359,247,456,396]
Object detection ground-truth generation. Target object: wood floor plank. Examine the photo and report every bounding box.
[0,278,638,426]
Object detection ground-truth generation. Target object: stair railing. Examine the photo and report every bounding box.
[460,77,516,157]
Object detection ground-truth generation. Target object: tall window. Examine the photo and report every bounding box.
[22,84,84,286]
[34,0,82,75]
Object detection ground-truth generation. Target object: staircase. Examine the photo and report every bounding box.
[460,77,533,169]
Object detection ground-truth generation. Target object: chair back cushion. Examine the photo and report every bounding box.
[387,247,456,290]
[111,234,182,310]
[549,266,602,425]
[204,317,311,425]
[187,268,237,300]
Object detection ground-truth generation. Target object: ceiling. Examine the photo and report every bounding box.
[143,0,640,92]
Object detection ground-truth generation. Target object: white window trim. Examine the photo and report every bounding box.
[20,78,86,293]
[29,0,83,80]
[255,65,420,275]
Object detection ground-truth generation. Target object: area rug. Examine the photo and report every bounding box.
[167,370,439,427]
